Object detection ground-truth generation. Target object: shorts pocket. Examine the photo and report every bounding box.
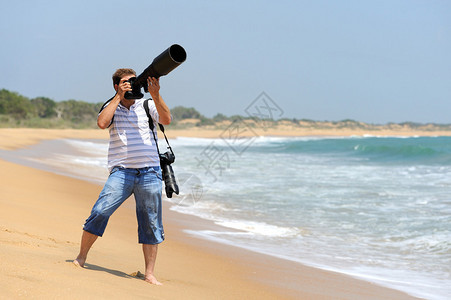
[109,166,122,176]
[149,167,163,181]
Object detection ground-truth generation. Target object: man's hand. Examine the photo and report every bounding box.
[147,77,160,100]
[117,79,133,98]
[147,76,171,125]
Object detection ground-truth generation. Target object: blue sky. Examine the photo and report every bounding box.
[1,0,450,123]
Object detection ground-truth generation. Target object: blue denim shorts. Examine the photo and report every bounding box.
[83,166,164,244]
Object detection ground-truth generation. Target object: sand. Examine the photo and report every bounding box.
[0,128,421,299]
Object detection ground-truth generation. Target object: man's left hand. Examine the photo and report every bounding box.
[147,77,160,100]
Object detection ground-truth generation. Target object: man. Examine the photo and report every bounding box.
[73,68,171,285]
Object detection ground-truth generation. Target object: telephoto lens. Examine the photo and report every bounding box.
[160,152,179,198]
[125,44,186,99]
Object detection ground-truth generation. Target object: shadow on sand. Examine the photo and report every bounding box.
[66,260,144,280]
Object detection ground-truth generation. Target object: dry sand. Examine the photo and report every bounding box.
[0,128,422,299]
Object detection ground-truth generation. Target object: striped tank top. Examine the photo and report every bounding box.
[102,98,160,172]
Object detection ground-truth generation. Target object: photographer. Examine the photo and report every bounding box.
[73,68,171,285]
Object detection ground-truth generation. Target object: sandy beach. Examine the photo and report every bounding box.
[0,128,423,299]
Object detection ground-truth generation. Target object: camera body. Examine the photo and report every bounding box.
[125,44,186,99]
[125,77,144,99]
[159,151,179,198]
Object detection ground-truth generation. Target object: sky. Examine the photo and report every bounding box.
[0,0,450,124]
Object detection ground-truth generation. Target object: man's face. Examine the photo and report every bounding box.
[115,74,136,91]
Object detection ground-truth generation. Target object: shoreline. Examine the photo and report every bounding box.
[0,128,422,299]
[1,127,451,151]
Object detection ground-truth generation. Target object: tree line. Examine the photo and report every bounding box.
[0,89,224,128]
[4,88,442,130]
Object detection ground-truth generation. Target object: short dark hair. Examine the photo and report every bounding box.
[112,68,136,86]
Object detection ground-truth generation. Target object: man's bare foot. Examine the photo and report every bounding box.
[145,274,162,285]
[73,257,85,268]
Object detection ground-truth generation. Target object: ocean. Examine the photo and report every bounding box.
[3,135,450,299]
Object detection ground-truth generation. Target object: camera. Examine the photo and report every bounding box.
[124,44,187,99]
[159,151,179,198]
[125,77,144,99]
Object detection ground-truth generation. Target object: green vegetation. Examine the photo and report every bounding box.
[0,88,239,129]
[0,89,103,128]
[1,88,450,132]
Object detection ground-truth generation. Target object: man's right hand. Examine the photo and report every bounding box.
[116,78,133,99]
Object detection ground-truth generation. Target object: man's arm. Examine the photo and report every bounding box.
[147,77,171,125]
[97,94,120,129]
[97,79,132,129]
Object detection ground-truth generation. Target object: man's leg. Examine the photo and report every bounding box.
[143,244,162,285]
[135,167,164,285]
[73,230,98,267]
[73,167,133,267]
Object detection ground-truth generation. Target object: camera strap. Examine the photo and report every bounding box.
[143,99,175,157]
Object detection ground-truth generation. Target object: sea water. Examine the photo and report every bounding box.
[4,136,450,299]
